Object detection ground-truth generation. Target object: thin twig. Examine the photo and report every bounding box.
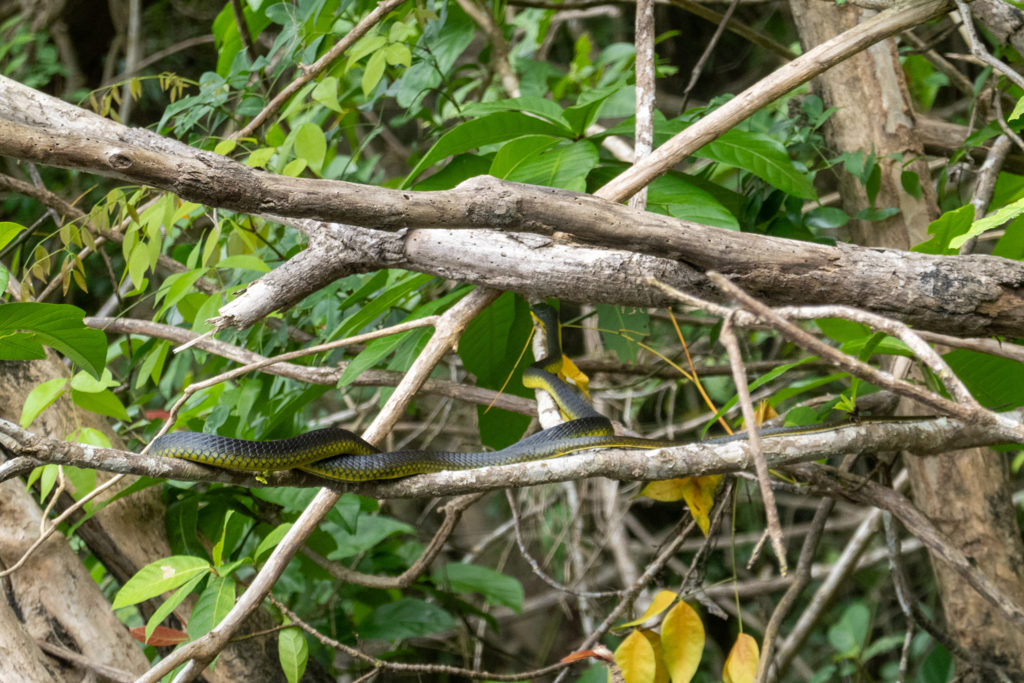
[719,313,787,574]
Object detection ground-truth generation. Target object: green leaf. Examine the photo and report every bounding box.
[359,598,456,640]
[253,523,293,564]
[216,254,271,272]
[816,318,869,343]
[944,348,1024,409]
[312,76,343,113]
[70,368,118,393]
[432,562,524,612]
[804,206,849,230]
[384,42,411,67]
[827,602,870,658]
[362,49,387,96]
[458,292,532,449]
[505,139,599,192]
[697,129,816,199]
[293,122,326,174]
[564,85,624,134]
[403,112,573,187]
[0,302,107,377]
[20,377,67,428]
[913,204,973,254]
[145,571,206,643]
[278,626,308,683]
[0,221,26,250]
[326,514,414,560]
[112,555,212,609]
[951,196,1024,249]
[462,97,570,126]
[71,388,130,421]
[188,575,236,639]
[648,173,739,230]
[165,498,207,559]
[855,206,900,221]
[490,135,560,178]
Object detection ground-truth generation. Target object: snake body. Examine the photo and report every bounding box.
[150,305,841,482]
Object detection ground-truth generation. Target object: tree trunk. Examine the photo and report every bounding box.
[787,0,1024,677]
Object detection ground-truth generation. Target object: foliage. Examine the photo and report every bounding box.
[0,0,1022,681]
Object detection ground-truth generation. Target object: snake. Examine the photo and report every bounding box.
[151,305,849,482]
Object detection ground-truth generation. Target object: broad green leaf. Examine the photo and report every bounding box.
[112,555,212,609]
[458,292,532,449]
[188,575,235,639]
[950,197,1024,249]
[384,42,411,67]
[0,302,107,377]
[165,498,206,559]
[127,242,149,289]
[618,590,677,630]
[490,135,560,178]
[505,139,599,192]
[697,130,816,199]
[913,204,973,254]
[253,523,293,564]
[462,96,570,126]
[722,633,759,683]
[70,368,118,393]
[293,122,326,173]
[216,254,270,272]
[312,76,343,113]
[362,49,387,96]
[993,216,1024,259]
[944,349,1024,409]
[359,598,456,640]
[827,602,870,658]
[326,514,414,560]
[804,206,849,230]
[816,318,869,343]
[403,112,573,187]
[432,562,524,612]
[20,377,67,428]
[71,388,130,421]
[279,626,308,683]
[613,629,657,683]
[564,85,624,134]
[649,174,739,230]
[0,221,26,250]
[1010,94,1024,122]
[662,601,704,683]
[246,146,277,168]
[145,571,206,643]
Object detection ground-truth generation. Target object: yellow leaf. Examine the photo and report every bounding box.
[617,590,678,630]
[754,400,778,425]
[613,630,656,683]
[681,475,722,536]
[640,478,689,502]
[722,633,759,683]
[640,630,670,683]
[661,602,704,683]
